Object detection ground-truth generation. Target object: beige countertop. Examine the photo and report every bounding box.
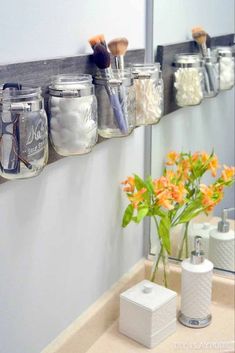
[86,299,234,353]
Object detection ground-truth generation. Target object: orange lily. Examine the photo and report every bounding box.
[221,165,235,182]
[128,188,147,208]
[121,176,135,193]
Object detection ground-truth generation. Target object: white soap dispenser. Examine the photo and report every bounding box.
[179,236,213,328]
[209,208,235,272]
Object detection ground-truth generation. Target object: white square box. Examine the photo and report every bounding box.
[119,280,177,349]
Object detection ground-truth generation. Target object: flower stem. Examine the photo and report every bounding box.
[162,250,168,288]
[178,221,189,259]
[150,245,163,282]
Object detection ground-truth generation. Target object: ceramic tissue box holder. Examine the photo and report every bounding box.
[119,280,177,349]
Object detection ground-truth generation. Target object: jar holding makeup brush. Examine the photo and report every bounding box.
[212,46,235,90]
[94,69,136,138]
[131,63,164,126]
[48,75,98,156]
[0,84,48,180]
[173,53,204,107]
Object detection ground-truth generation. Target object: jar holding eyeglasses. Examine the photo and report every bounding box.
[0,84,48,180]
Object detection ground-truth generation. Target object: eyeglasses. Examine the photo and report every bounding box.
[0,110,32,174]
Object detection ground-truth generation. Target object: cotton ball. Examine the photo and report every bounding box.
[59,98,80,113]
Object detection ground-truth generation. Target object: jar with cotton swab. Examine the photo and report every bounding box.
[131,63,164,126]
[48,74,98,156]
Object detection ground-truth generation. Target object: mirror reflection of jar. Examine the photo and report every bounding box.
[48,75,98,156]
[212,46,235,91]
[0,84,48,180]
[173,53,204,107]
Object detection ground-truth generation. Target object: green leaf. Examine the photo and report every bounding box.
[122,204,134,227]
[177,201,203,224]
[134,174,146,191]
[158,216,171,254]
[145,176,154,193]
[136,207,149,223]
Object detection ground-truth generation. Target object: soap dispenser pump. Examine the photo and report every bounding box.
[179,236,213,328]
[209,208,235,271]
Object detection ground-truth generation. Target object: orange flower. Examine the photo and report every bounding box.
[153,176,169,193]
[201,151,209,164]
[221,165,235,182]
[209,155,220,177]
[200,184,224,212]
[121,176,135,192]
[171,183,187,204]
[128,188,147,208]
[177,159,191,180]
[192,151,200,162]
[166,151,179,166]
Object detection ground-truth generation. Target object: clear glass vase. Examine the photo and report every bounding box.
[150,244,170,288]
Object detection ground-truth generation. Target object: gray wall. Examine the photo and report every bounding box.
[0,1,146,353]
[152,0,235,220]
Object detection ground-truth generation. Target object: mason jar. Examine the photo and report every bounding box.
[131,63,164,126]
[212,46,235,90]
[202,55,219,98]
[173,53,204,107]
[48,75,98,156]
[0,84,48,180]
[94,69,136,138]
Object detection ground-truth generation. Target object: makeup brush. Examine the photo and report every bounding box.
[192,27,207,57]
[192,27,217,95]
[92,43,128,133]
[89,34,107,49]
[108,37,129,70]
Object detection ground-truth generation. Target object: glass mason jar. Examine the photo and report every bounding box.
[173,53,204,107]
[94,69,136,138]
[0,84,48,180]
[202,54,219,98]
[212,46,235,90]
[131,63,164,126]
[48,75,98,156]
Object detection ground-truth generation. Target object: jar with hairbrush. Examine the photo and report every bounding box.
[0,84,48,180]
[94,69,136,138]
[48,74,98,156]
[131,63,164,126]
[173,53,204,107]
[212,46,235,91]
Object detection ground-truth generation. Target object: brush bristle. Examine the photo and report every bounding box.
[93,43,111,69]
[192,26,207,45]
[89,35,102,48]
[108,37,129,56]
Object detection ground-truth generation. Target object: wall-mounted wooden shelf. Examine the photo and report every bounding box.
[0,49,145,185]
[155,34,234,116]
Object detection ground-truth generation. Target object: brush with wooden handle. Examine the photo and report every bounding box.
[108,37,129,70]
[192,27,217,95]
[90,42,128,133]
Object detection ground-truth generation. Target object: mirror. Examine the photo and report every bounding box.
[149,0,235,273]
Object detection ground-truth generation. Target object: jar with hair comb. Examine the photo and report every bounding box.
[131,63,164,126]
[94,69,136,138]
[0,84,48,180]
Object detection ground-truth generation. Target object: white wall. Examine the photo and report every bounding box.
[0,1,146,353]
[152,0,235,221]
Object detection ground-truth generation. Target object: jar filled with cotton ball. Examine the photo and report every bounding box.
[174,53,204,107]
[131,63,164,126]
[48,75,98,156]
[212,46,235,91]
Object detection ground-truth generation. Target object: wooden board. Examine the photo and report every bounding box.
[0,49,145,184]
[156,34,234,116]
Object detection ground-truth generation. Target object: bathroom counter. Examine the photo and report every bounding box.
[86,300,234,353]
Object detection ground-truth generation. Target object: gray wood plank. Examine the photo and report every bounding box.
[156,34,234,116]
[0,49,145,184]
